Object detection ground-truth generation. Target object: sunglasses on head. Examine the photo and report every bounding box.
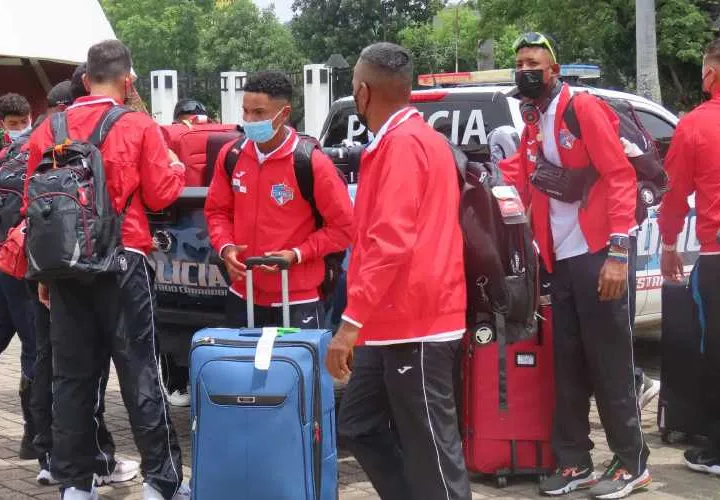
[513,32,557,64]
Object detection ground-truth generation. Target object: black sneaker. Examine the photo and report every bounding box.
[589,457,651,499]
[539,466,597,496]
[684,448,720,476]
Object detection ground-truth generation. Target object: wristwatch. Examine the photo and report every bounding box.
[609,235,630,251]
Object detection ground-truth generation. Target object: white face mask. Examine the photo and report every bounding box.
[7,125,31,141]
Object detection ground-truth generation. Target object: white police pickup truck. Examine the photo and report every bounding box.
[318,82,690,333]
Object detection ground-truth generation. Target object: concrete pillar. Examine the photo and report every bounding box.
[220,71,247,125]
[150,70,178,125]
[303,64,331,139]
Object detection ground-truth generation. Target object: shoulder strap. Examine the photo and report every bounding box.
[88,105,132,148]
[563,95,581,139]
[50,112,69,145]
[294,137,322,228]
[223,137,246,178]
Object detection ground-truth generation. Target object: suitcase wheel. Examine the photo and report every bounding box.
[496,476,508,488]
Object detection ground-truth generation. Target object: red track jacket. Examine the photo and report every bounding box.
[659,91,720,254]
[501,84,637,271]
[24,96,185,255]
[342,108,467,345]
[205,128,354,307]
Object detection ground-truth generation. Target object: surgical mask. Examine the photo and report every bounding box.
[515,69,548,100]
[7,125,31,141]
[244,108,285,144]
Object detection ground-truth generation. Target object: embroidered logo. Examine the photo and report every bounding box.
[558,128,576,150]
[271,183,294,206]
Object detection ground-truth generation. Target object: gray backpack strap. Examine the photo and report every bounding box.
[88,105,132,148]
[50,112,69,145]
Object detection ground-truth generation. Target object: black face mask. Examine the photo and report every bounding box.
[353,87,370,129]
[515,69,548,100]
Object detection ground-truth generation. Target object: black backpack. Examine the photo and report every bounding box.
[223,135,348,298]
[0,133,32,243]
[564,94,668,223]
[449,142,539,345]
[25,105,133,280]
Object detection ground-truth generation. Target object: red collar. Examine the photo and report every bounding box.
[365,107,419,153]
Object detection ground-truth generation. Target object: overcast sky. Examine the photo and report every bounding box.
[253,0,294,23]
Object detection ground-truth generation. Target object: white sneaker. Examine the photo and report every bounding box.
[61,486,98,500]
[639,376,661,409]
[37,468,60,486]
[168,388,191,407]
[97,457,140,485]
[143,482,191,500]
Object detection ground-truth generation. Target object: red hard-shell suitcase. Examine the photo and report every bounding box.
[461,300,556,488]
[161,123,241,186]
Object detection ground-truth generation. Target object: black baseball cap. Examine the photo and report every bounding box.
[47,80,73,108]
[174,99,207,120]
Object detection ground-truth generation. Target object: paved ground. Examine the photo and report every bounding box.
[0,336,718,499]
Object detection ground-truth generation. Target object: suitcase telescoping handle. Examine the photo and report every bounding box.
[245,257,290,329]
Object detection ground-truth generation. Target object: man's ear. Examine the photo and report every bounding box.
[284,105,292,123]
[550,62,561,78]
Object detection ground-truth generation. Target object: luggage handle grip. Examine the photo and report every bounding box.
[245,256,290,270]
[245,256,291,329]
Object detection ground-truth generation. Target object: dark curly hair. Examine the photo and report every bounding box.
[0,93,31,119]
[243,71,293,102]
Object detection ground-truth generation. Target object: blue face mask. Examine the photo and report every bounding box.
[244,108,285,144]
[7,125,31,141]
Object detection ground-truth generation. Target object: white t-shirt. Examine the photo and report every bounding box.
[254,127,292,164]
[540,93,589,261]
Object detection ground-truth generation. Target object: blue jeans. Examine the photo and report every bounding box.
[0,273,36,378]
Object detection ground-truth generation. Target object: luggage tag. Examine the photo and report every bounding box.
[491,185,528,225]
[254,328,302,370]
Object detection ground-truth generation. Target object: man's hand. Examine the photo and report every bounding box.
[598,257,628,301]
[261,250,297,273]
[326,322,359,380]
[38,283,50,309]
[168,149,180,164]
[661,248,685,282]
[221,244,247,281]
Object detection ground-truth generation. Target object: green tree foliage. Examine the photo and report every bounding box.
[291,0,444,64]
[198,0,306,73]
[399,5,481,75]
[101,0,304,76]
[101,0,205,76]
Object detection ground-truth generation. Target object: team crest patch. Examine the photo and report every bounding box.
[271,183,294,206]
[558,128,576,150]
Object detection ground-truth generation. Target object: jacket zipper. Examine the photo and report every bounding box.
[194,336,324,499]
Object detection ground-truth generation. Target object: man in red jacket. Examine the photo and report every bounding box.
[25,40,188,500]
[659,38,720,477]
[500,34,650,499]
[326,43,471,500]
[205,71,354,328]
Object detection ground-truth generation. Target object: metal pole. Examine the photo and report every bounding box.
[455,4,459,73]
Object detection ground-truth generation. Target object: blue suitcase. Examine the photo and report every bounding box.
[190,257,338,499]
